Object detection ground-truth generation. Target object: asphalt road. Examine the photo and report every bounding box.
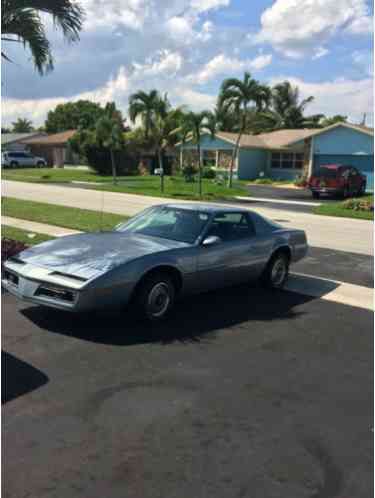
[3,265,373,498]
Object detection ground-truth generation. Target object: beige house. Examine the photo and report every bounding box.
[21,130,78,167]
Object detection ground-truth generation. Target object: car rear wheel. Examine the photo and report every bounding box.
[136,273,175,321]
[10,161,18,168]
[37,161,45,167]
[312,192,320,199]
[261,252,290,289]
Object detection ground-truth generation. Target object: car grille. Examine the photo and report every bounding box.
[4,270,19,287]
[35,285,76,303]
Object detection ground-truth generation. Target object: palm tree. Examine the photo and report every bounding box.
[179,111,216,197]
[151,108,184,193]
[218,72,271,187]
[2,0,83,74]
[12,117,34,132]
[95,115,123,185]
[128,90,169,140]
[260,81,323,131]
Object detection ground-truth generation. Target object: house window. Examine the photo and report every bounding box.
[294,153,304,170]
[271,152,281,168]
[271,152,304,170]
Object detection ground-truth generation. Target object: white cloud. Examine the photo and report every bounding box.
[313,47,330,60]
[270,76,374,124]
[79,0,150,31]
[190,0,230,14]
[3,51,203,125]
[132,50,183,79]
[191,53,272,84]
[256,0,373,58]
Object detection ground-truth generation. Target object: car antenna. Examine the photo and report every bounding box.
[99,188,105,232]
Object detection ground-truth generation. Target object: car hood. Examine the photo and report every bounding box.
[16,231,188,280]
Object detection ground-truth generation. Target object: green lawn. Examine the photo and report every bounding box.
[2,197,127,232]
[2,225,55,245]
[2,168,249,201]
[313,195,374,220]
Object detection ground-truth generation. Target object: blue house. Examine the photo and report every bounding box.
[180,122,374,191]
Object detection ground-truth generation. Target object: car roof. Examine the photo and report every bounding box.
[161,203,249,214]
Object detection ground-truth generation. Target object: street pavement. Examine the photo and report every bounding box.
[3,180,374,255]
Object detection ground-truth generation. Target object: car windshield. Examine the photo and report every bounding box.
[315,167,339,178]
[116,206,210,244]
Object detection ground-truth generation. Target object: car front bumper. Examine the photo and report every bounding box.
[2,272,86,312]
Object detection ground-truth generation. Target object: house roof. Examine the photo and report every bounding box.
[216,129,315,149]
[1,132,45,145]
[210,122,374,150]
[21,129,77,146]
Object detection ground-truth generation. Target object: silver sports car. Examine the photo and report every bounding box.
[2,204,308,320]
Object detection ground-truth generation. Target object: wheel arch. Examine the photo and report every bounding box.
[132,264,184,300]
[269,245,291,265]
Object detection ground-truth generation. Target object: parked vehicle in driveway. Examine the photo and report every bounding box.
[308,164,366,199]
[2,151,47,168]
[2,204,308,321]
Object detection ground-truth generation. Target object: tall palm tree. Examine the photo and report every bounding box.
[152,108,185,193]
[2,0,83,74]
[128,90,169,140]
[218,72,270,187]
[95,115,123,185]
[260,81,323,131]
[12,117,34,132]
[179,111,216,197]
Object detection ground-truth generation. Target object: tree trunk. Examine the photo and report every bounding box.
[110,149,117,185]
[158,149,164,193]
[179,144,184,170]
[228,131,242,188]
[197,143,202,197]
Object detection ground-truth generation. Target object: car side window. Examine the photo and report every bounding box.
[206,212,255,242]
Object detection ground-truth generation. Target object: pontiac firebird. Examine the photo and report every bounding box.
[2,204,308,320]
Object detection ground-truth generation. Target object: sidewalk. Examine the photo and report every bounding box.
[2,180,374,255]
[2,216,81,237]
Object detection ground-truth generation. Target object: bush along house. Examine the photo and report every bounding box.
[179,122,374,192]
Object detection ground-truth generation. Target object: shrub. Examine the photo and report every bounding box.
[342,198,374,212]
[2,238,28,273]
[182,165,196,183]
[252,178,274,185]
[202,167,216,179]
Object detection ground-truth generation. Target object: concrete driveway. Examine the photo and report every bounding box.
[3,180,374,255]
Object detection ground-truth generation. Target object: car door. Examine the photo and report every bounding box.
[195,212,260,291]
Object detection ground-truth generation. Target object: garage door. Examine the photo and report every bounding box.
[314,154,374,192]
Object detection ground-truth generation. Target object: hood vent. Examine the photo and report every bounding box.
[49,271,88,282]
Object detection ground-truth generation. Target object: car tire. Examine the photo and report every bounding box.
[37,161,45,167]
[136,272,175,321]
[312,192,320,199]
[261,251,290,290]
[10,161,18,168]
[358,184,366,196]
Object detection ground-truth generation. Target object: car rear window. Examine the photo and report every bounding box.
[315,167,338,178]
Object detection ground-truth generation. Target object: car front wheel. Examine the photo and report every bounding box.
[261,252,290,289]
[137,273,175,321]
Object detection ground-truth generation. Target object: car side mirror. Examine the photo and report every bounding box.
[202,235,222,247]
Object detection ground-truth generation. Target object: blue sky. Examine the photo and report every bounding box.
[2,0,374,127]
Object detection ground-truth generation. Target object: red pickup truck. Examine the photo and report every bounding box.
[308,164,367,199]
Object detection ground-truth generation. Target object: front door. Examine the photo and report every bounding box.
[196,212,258,291]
